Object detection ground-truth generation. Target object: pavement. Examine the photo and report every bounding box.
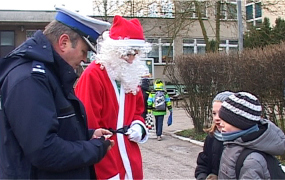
[148,107,204,147]
[140,107,202,179]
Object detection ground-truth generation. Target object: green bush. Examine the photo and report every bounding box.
[175,129,207,142]
[168,42,285,134]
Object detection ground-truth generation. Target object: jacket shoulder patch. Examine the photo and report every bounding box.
[31,61,45,74]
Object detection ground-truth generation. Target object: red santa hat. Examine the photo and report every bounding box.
[108,15,149,48]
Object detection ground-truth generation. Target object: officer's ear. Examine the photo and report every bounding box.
[58,34,71,52]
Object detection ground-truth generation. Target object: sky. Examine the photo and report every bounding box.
[0,0,94,15]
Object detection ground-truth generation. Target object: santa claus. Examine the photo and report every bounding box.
[75,15,151,180]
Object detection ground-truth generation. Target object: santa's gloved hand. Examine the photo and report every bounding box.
[126,124,142,143]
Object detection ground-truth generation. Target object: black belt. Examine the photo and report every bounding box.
[108,125,129,135]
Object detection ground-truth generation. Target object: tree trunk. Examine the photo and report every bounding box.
[194,1,210,52]
[215,1,221,51]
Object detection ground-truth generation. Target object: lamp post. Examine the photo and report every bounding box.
[237,0,243,52]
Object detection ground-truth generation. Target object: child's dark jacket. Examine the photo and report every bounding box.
[195,134,223,180]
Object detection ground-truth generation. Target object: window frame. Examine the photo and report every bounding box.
[161,0,174,18]
[26,30,37,39]
[183,38,238,55]
[148,2,159,17]
[177,0,208,19]
[146,37,174,64]
[219,0,237,20]
[246,0,262,27]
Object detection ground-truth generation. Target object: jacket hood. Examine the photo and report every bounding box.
[0,30,54,87]
[154,79,164,90]
[225,119,285,156]
[141,78,150,91]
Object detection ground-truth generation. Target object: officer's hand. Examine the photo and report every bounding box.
[92,128,113,139]
[107,139,115,151]
[97,136,115,151]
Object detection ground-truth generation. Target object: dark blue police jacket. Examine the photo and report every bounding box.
[0,31,107,179]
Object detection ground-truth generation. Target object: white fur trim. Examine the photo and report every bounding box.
[102,31,151,51]
[108,173,120,180]
[115,83,133,179]
[108,71,120,103]
[117,84,125,129]
[113,39,146,47]
[130,120,149,144]
[117,133,133,179]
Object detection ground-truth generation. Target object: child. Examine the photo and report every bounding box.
[141,78,150,119]
[218,92,285,179]
[195,91,234,180]
[147,79,172,141]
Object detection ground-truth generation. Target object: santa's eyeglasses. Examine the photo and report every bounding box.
[126,49,140,56]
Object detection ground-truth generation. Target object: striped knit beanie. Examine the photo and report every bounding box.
[219,92,262,130]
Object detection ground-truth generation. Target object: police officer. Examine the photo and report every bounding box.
[0,7,114,179]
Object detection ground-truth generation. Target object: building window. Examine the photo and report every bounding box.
[137,9,144,17]
[146,38,173,64]
[220,0,237,20]
[183,39,195,54]
[1,31,14,46]
[246,1,262,27]
[183,38,238,54]
[197,2,207,18]
[255,2,262,18]
[255,19,262,28]
[0,31,15,58]
[161,0,173,18]
[148,3,158,17]
[246,4,253,20]
[219,40,238,53]
[26,30,37,39]
[183,39,205,54]
[178,0,207,19]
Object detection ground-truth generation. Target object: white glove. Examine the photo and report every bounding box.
[126,124,142,143]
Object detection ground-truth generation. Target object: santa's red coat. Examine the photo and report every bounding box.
[75,62,147,180]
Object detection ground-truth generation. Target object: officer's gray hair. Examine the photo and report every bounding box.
[43,20,80,48]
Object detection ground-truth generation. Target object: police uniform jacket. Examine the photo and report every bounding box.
[0,30,109,179]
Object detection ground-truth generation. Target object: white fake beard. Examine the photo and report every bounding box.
[95,42,148,95]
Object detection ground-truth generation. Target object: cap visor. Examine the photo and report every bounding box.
[82,36,97,53]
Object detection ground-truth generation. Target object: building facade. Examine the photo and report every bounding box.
[0,10,55,58]
[1,0,284,82]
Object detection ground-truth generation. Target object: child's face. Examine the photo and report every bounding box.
[212,101,223,131]
[220,120,241,133]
